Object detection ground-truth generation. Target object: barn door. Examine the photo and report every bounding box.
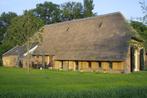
[140,49,144,70]
[130,47,135,72]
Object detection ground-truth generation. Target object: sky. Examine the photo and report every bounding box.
[0,0,144,20]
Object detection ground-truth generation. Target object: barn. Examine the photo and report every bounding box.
[32,12,145,73]
[3,12,145,73]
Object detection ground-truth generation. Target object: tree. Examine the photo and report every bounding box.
[0,12,17,43]
[83,0,94,17]
[0,12,17,25]
[3,13,44,47]
[61,2,84,21]
[139,0,147,24]
[138,0,147,49]
[130,21,147,49]
[131,21,147,33]
[23,1,95,24]
[34,1,61,24]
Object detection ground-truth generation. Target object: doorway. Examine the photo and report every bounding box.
[75,61,79,70]
[130,47,135,72]
[140,49,144,70]
[18,60,23,68]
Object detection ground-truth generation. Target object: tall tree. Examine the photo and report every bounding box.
[131,21,147,33]
[138,0,147,49]
[0,12,17,43]
[131,21,147,49]
[3,12,44,48]
[61,2,84,21]
[83,0,94,17]
[139,0,147,24]
[0,12,17,25]
[34,1,61,24]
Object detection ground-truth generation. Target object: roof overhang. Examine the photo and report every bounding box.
[131,37,144,42]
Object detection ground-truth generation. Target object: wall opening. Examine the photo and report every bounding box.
[130,47,135,72]
[18,60,23,68]
[99,62,102,69]
[88,62,91,69]
[61,61,63,69]
[75,61,79,70]
[140,49,144,70]
[109,62,112,69]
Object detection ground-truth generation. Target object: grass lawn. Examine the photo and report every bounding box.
[0,67,147,98]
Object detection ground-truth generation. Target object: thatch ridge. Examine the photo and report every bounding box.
[44,12,124,28]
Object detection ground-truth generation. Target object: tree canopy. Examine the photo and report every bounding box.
[84,0,94,17]
[3,13,44,47]
[61,2,84,21]
[0,12,17,43]
[130,21,147,49]
[34,1,61,24]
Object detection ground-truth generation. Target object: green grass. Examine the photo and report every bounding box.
[0,67,147,98]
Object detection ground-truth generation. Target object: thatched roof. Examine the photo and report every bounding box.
[3,43,37,57]
[33,12,140,61]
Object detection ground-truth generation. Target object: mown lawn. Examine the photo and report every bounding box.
[0,67,147,98]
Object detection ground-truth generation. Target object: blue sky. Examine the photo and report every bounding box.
[0,0,144,20]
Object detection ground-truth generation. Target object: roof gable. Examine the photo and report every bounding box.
[3,43,37,57]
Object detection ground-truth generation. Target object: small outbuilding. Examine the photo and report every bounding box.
[2,44,38,67]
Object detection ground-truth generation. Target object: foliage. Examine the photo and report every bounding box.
[139,0,147,24]
[60,0,95,21]
[130,21,147,33]
[61,2,84,21]
[84,0,95,17]
[3,12,44,47]
[0,12,17,43]
[0,67,147,98]
[33,1,61,24]
[130,21,147,49]
[137,0,147,50]
[0,12,17,25]
[32,1,95,23]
